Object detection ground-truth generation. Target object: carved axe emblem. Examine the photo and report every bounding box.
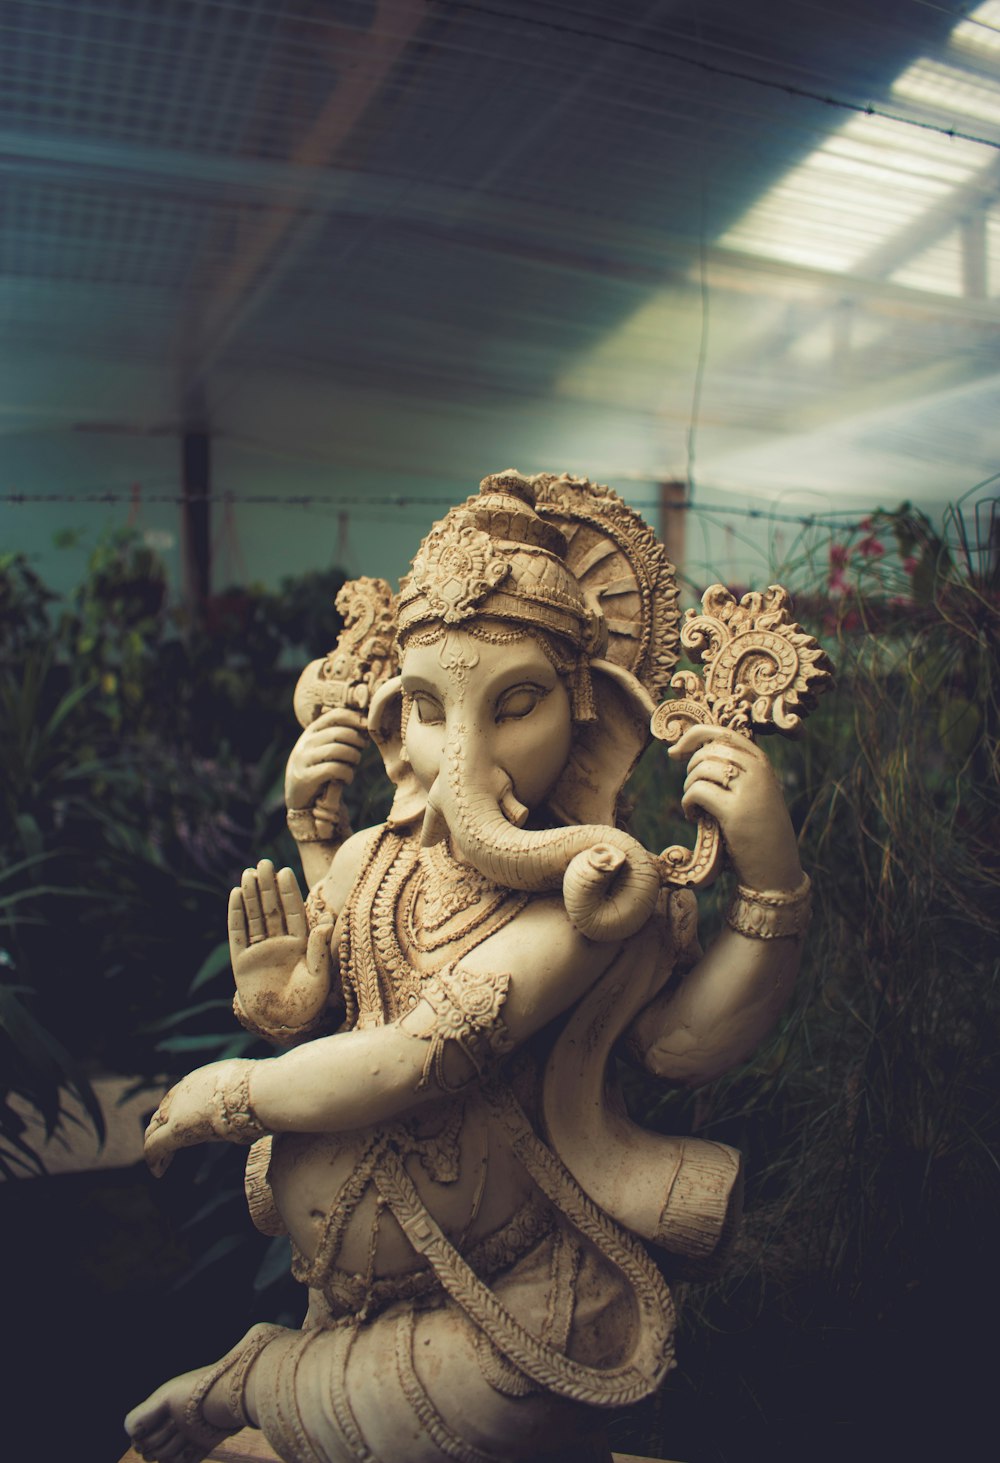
[292,576,398,840]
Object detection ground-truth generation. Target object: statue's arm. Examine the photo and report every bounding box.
[295,835,341,892]
[629,925,802,1086]
[284,708,369,888]
[142,1024,432,1176]
[144,899,617,1173]
[631,723,809,1086]
[249,898,618,1129]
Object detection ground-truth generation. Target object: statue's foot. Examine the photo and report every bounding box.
[124,1364,236,1463]
[126,1324,284,1463]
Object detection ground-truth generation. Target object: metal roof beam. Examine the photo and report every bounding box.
[852,154,1000,280]
[175,0,428,393]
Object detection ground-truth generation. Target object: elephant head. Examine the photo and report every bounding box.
[367,470,676,942]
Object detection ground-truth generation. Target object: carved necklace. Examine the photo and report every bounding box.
[341,830,528,1026]
[391,834,527,969]
[340,829,419,1025]
[405,840,508,949]
[420,840,492,927]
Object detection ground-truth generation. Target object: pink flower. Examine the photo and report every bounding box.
[858,535,885,559]
[829,543,851,569]
[902,556,918,575]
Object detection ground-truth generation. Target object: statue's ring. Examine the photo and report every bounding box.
[723,762,739,788]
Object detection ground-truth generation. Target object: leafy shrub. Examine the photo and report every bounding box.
[620,499,999,1459]
[0,532,391,1171]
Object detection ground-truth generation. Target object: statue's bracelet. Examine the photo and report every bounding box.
[726,873,812,941]
[286,807,324,843]
[286,803,350,844]
[211,1059,267,1144]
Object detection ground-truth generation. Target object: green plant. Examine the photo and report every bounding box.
[618,496,1000,1460]
[0,531,359,1171]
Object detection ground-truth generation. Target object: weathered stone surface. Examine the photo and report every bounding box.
[125,472,826,1462]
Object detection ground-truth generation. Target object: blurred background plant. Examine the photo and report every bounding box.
[0,530,397,1454]
[0,530,395,1174]
[620,492,999,1461]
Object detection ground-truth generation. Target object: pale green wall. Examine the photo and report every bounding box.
[4,361,933,609]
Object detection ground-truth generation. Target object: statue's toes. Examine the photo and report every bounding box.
[124,1396,177,1457]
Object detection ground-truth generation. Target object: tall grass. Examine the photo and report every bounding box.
[620,498,999,1460]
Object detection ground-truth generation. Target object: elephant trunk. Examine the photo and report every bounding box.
[427,735,661,942]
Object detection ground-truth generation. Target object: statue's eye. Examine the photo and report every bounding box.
[496,684,546,722]
[413,693,444,725]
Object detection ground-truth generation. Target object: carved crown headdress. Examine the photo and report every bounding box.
[396,470,604,653]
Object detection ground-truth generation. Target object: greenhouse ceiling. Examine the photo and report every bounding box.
[1,0,998,515]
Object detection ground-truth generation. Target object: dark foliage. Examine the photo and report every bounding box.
[619,499,1000,1459]
[0,532,388,1173]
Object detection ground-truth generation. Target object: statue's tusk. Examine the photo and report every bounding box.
[499,783,530,828]
[419,778,449,847]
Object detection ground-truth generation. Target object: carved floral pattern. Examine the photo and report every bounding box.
[406,521,510,625]
[651,584,833,886]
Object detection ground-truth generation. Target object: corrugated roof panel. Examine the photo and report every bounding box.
[953,1,1000,58]
[893,57,1000,129]
[718,111,992,273]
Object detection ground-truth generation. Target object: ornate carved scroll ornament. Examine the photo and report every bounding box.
[651,584,833,888]
[294,575,398,727]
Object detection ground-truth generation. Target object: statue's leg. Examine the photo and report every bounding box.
[247,1305,583,1463]
[248,1233,623,1463]
[124,1322,286,1463]
[128,1234,642,1463]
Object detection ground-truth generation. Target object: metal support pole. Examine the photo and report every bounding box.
[659,480,687,574]
[181,426,211,615]
[961,211,987,300]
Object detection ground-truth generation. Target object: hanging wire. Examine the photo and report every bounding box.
[0,487,921,533]
[439,0,1000,152]
[683,4,711,508]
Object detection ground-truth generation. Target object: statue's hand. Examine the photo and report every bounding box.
[669,725,803,891]
[285,707,368,812]
[229,860,332,1032]
[143,1062,229,1177]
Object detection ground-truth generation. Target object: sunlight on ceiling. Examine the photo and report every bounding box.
[895,57,1000,129]
[719,1,1000,288]
[3,0,998,580]
[718,113,992,276]
[953,0,1000,56]
[556,0,1000,500]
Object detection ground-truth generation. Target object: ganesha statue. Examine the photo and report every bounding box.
[125,471,831,1463]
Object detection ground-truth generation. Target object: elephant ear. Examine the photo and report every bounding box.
[532,472,681,702]
[549,660,655,829]
[533,473,680,829]
[368,675,427,828]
